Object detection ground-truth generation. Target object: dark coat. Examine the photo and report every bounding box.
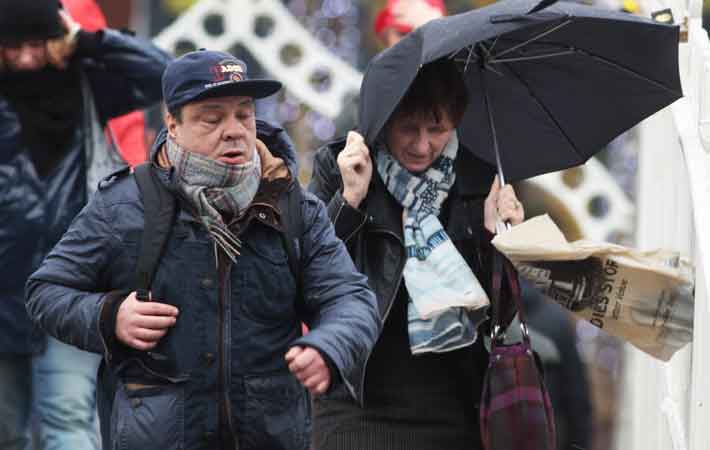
[308,137,505,334]
[307,138,516,448]
[26,123,381,450]
[1,29,170,355]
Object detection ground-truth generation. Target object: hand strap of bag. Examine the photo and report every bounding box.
[490,248,531,348]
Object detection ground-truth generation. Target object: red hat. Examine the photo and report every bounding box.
[60,0,107,32]
[374,0,447,36]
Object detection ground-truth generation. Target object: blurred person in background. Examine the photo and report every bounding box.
[374,0,447,47]
[0,0,170,448]
[334,0,446,137]
[61,0,150,167]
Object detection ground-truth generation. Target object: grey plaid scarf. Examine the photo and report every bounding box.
[376,132,489,354]
[165,137,261,262]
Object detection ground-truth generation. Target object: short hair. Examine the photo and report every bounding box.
[167,105,183,123]
[390,58,468,126]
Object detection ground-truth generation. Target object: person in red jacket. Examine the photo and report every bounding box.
[373,0,446,47]
[61,0,149,166]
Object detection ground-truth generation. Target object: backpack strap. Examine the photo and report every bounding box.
[134,163,304,309]
[279,183,305,308]
[133,163,177,301]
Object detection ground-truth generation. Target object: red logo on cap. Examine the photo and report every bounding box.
[211,65,225,82]
[211,60,244,82]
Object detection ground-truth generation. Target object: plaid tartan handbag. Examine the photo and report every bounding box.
[479,248,556,450]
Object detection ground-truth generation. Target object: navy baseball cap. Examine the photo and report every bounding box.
[162,49,282,111]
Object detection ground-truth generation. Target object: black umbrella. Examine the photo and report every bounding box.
[358,0,682,183]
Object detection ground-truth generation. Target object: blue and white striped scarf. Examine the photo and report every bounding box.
[376,132,490,354]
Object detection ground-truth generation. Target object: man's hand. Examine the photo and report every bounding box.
[46,10,81,70]
[484,175,525,233]
[286,346,331,396]
[115,292,179,351]
[337,131,372,209]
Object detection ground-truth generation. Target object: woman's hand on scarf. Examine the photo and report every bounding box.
[337,131,373,209]
[286,346,331,396]
[484,175,524,233]
[46,10,81,70]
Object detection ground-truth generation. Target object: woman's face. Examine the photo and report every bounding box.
[385,111,454,173]
[2,41,48,71]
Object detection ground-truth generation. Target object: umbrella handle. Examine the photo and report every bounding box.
[495,166,514,233]
[482,65,513,235]
[481,63,508,188]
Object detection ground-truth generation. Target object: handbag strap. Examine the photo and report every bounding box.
[490,247,531,347]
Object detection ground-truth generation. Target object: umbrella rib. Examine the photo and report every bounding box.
[451,45,481,72]
[452,43,504,76]
[578,49,683,96]
[493,19,574,59]
[464,45,477,73]
[491,46,680,94]
[489,35,501,54]
[483,64,504,77]
[503,62,585,160]
[490,49,576,64]
[478,42,505,76]
[479,41,494,59]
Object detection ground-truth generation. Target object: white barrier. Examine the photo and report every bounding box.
[615,1,710,448]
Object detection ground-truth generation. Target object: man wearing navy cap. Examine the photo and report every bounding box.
[25,49,381,450]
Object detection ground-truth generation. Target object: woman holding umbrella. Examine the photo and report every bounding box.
[308,57,525,449]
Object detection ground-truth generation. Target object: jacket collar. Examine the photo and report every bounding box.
[365,171,405,239]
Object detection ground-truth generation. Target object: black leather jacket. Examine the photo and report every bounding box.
[308,138,515,399]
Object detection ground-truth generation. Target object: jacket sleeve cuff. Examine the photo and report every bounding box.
[326,190,368,243]
[98,290,129,363]
[320,351,343,394]
[289,339,345,395]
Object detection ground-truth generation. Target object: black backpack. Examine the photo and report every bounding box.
[132,163,304,302]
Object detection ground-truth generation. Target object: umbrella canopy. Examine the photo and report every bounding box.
[358,0,682,181]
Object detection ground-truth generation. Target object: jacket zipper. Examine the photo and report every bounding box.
[368,224,406,323]
[216,243,237,447]
[358,223,407,406]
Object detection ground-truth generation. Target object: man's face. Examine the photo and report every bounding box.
[166,95,257,165]
[2,41,48,71]
[385,111,454,173]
